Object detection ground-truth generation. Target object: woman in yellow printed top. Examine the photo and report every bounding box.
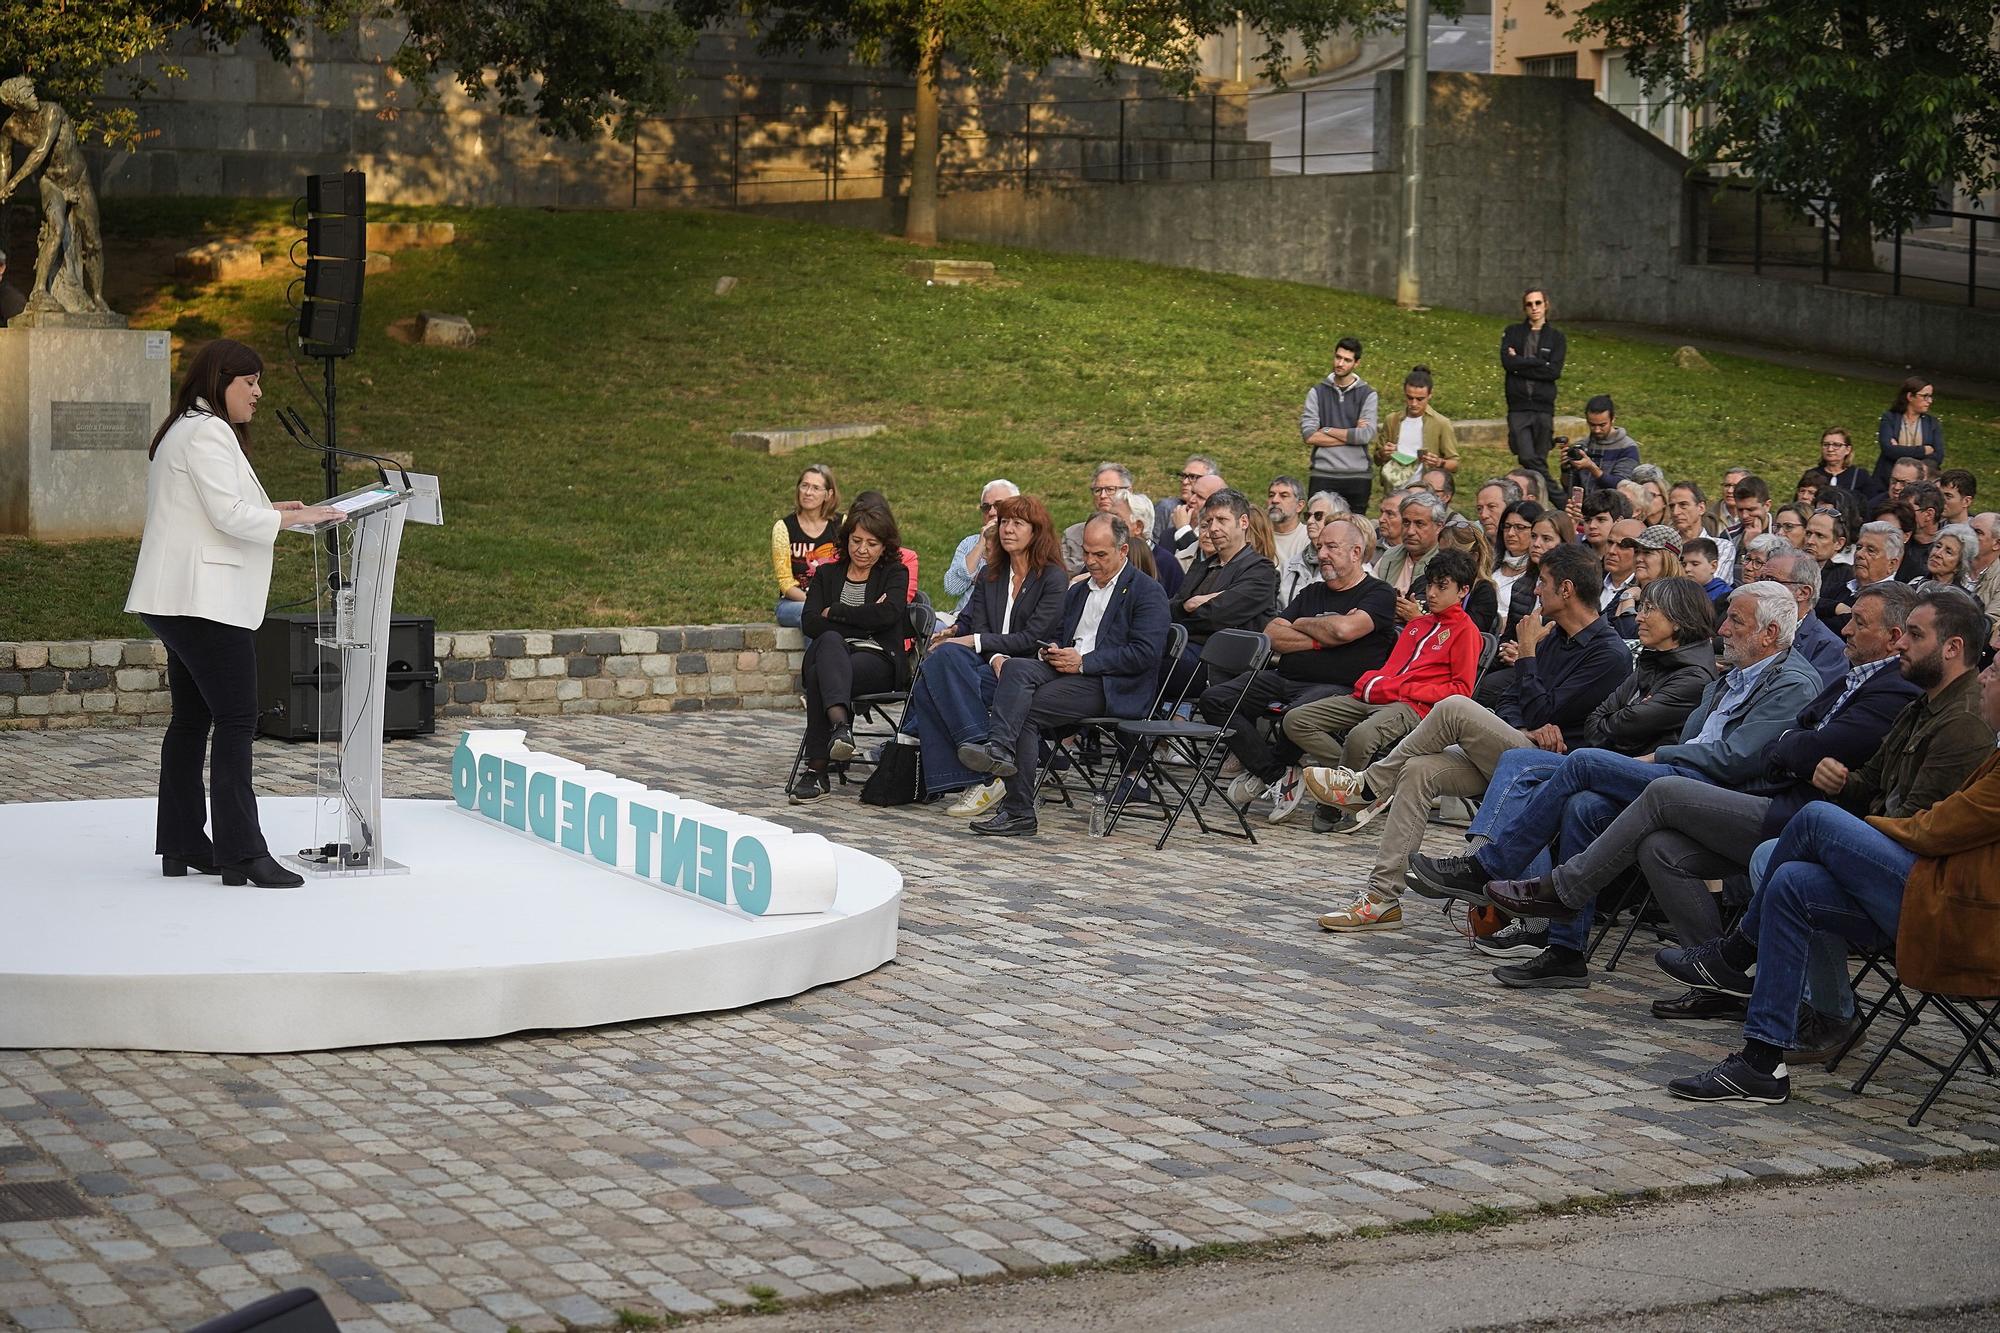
[772,464,842,628]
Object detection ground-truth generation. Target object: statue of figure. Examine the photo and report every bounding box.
[0,76,115,321]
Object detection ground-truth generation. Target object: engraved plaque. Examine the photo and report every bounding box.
[50,401,151,451]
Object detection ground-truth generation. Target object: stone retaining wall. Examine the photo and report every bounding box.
[0,625,805,731]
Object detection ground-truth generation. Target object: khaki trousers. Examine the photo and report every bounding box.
[1278,695,1421,771]
[1356,696,1534,903]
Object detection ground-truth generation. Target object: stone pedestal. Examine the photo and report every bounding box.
[0,326,170,538]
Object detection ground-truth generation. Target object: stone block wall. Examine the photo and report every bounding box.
[0,625,806,731]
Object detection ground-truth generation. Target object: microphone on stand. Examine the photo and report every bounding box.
[275,407,409,489]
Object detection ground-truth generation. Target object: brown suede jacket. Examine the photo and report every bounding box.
[1875,749,2000,996]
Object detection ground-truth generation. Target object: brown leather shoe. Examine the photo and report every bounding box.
[1484,875,1578,921]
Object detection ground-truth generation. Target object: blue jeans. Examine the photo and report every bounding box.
[1466,748,1559,881]
[1739,803,1913,1049]
[909,643,1000,795]
[1750,835,1861,1022]
[776,598,804,629]
[1474,748,1698,882]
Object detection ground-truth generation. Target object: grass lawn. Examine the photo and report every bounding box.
[6,199,1998,641]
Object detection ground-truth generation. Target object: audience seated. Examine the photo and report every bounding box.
[1276,549,1482,792]
[1161,472,1227,575]
[1374,487,1410,563]
[788,500,910,804]
[1440,518,1500,635]
[1598,517,1646,634]
[1763,549,1847,688]
[1771,503,1808,547]
[1971,512,2000,629]
[1374,491,1448,617]
[1308,569,1710,934]
[956,514,1172,838]
[1723,475,1771,556]
[1818,520,1905,629]
[1629,464,1671,525]
[1736,532,1784,586]
[911,495,1069,817]
[1663,599,1996,1106]
[1267,476,1313,601]
[943,479,1019,617]
[1938,468,1976,525]
[1884,458,1925,504]
[1814,427,1880,499]
[1207,518,1400,819]
[1476,476,1525,546]
[1279,488,1341,604]
[1491,499,1542,618]
[1164,489,1280,697]
[1897,481,1946,582]
[1508,466,1551,509]
[1062,464,1134,574]
[1679,537,1731,616]
[1156,454,1220,543]
[1406,580,1825,988]
[772,464,842,629]
[1668,480,1733,579]
[1918,522,1978,594]
[1576,488,1630,556]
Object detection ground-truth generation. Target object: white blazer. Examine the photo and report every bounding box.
[124,406,284,630]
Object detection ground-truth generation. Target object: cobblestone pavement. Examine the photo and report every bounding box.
[2,714,1996,1333]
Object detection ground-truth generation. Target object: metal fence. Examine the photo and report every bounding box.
[627,88,1376,208]
[1701,179,1996,310]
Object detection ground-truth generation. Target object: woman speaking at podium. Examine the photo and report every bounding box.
[125,340,343,889]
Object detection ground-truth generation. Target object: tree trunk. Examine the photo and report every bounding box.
[1837,198,1877,272]
[904,30,943,246]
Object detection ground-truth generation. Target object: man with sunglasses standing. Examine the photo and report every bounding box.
[1500,287,1567,493]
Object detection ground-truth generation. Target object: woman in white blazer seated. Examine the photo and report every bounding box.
[125,340,343,888]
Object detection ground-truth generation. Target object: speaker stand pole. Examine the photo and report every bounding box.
[320,354,341,594]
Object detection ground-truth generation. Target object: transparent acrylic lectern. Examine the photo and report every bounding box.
[286,472,444,877]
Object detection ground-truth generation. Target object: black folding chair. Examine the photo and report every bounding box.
[785,595,935,792]
[1107,629,1271,849]
[1849,987,2000,1127]
[1822,943,1919,1074]
[1032,623,1188,815]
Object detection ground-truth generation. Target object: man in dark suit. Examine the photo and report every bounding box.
[959,514,1171,836]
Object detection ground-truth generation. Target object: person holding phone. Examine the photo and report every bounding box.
[125,340,344,888]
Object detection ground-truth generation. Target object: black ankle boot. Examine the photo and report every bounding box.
[220,855,305,888]
[162,856,220,878]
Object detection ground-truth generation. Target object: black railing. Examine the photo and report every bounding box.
[1702,178,1996,310]
[628,88,1375,207]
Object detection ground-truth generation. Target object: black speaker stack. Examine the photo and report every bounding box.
[297,171,366,359]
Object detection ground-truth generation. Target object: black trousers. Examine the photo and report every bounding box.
[141,613,270,864]
[988,660,1108,817]
[1198,671,1339,782]
[1506,409,1556,490]
[800,633,898,765]
[1310,473,1372,517]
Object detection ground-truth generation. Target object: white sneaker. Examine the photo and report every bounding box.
[946,780,1004,817]
[1301,766,1369,807]
[1266,768,1305,824]
[1226,771,1267,807]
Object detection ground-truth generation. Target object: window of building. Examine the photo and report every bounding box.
[1520,54,1579,79]
[1603,51,1684,152]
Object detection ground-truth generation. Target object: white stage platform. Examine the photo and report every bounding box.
[0,797,901,1054]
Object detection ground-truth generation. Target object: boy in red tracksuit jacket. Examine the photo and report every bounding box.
[1279,547,1482,773]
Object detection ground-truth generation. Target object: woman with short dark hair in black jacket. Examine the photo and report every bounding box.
[790,502,910,804]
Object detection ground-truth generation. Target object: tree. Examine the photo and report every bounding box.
[670,0,1416,244]
[1561,0,2000,271]
[0,0,693,149]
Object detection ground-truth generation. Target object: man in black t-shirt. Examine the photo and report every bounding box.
[1200,518,1399,816]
